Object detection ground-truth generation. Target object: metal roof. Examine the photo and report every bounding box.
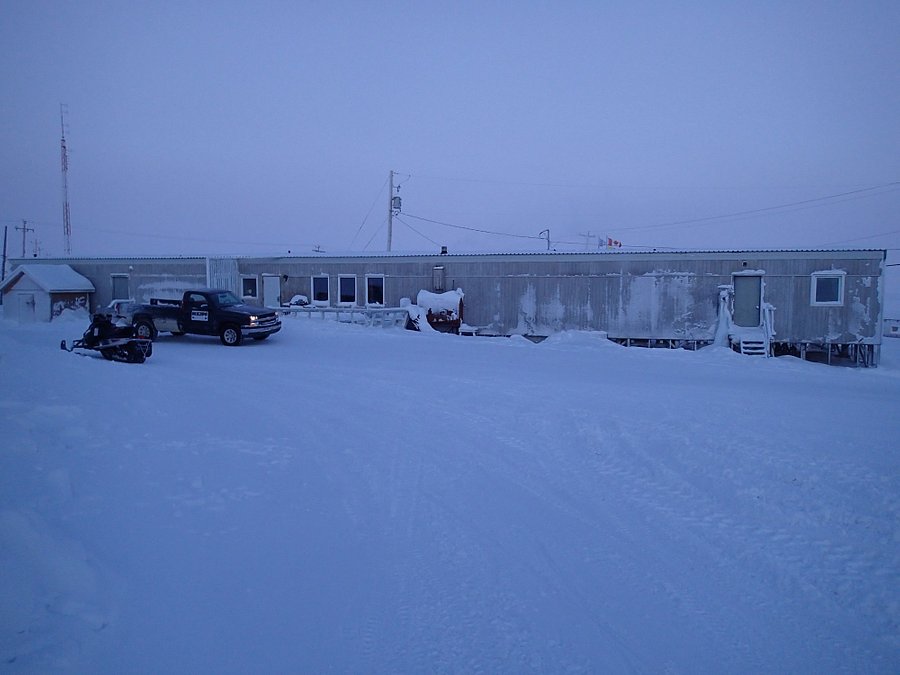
[9,248,886,263]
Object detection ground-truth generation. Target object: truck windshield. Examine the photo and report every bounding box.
[213,291,241,307]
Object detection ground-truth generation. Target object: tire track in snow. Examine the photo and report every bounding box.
[576,413,898,668]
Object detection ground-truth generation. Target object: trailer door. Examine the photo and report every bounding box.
[733,275,762,327]
[262,275,280,308]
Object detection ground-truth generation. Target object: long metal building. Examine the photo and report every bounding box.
[8,248,886,365]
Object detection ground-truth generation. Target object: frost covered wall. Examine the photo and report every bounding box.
[6,257,208,311]
[240,250,885,344]
[13,250,885,345]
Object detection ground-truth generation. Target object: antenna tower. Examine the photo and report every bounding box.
[60,104,72,254]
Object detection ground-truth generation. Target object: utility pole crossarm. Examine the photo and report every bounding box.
[15,220,35,257]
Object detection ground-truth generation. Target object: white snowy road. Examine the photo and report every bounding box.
[2,314,899,672]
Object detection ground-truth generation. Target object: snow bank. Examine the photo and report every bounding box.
[53,307,91,324]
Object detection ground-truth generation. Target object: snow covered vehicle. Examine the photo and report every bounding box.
[60,313,153,363]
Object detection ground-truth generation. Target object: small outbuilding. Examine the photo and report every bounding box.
[0,264,94,323]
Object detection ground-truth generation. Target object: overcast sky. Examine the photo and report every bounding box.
[1,1,898,262]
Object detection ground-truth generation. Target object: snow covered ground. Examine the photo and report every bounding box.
[1,311,898,673]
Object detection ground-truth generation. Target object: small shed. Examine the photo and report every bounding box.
[0,264,94,323]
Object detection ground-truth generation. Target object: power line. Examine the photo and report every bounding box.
[404,213,544,241]
[402,180,899,250]
[394,216,440,246]
[409,171,897,193]
[349,174,389,248]
[362,217,387,251]
[817,227,900,247]
[402,213,701,251]
[76,225,301,249]
[0,219,57,228]
[610,182,900,234]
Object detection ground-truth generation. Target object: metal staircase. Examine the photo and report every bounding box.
[738,331,769,356]
[721,283,776,358]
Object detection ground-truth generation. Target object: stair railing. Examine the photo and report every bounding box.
[761,302,776,357]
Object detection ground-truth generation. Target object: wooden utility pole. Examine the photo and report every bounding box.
[539,229,551,250]
[578,230,596,251]
[16,220,34,257]
[387,170,394,252]
[1,225,8,283]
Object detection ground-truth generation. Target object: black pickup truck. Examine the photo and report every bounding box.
[128,289,281,346]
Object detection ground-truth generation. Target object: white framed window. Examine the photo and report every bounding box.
[338,275,357,306]
[312,275,329,306]
[366,275,385,306]
[810,271,845,306]
[111,274,129,300]
[241,276,258,299]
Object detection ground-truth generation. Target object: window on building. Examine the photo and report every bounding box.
[811,272,845,306]
[241,276,258,298]
[312,276,329,305]
[111,275,129,300]
[433,265,445,292]
[339,275,357,305]
[366,275,385,306]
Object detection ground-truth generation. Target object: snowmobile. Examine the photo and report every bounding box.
[60,313,153,364]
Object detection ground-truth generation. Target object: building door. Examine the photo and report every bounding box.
[733,275,762,327]
[16,293,36,322]
[262,275,280,308]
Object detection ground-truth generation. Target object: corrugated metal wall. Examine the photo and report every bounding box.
[15,251,884,344]
[51,258,208,310]
[206,258,240,295]
[239,251,883,343]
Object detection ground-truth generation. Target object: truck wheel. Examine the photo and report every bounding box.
[134,319,156,340]
[220,324,242,346]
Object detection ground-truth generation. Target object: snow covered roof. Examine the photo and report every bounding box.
[0,264,95,293]
[249,247,888,259]
[11,248,886,263]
